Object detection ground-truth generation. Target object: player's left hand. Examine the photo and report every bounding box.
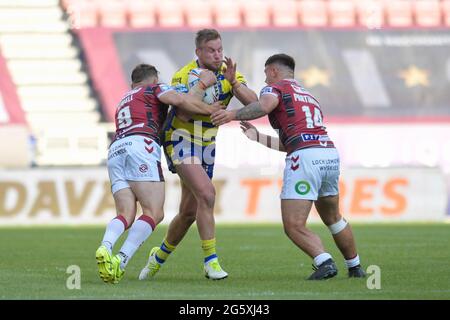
[211,109,236,126]
[223,56,237,85]
[210,101,226,113]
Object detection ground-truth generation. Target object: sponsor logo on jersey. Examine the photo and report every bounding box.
[301,133,330,142]
[295,180,311,195]
[260,86,274,95]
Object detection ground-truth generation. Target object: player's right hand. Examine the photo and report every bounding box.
[240,121,259,141]
[209,102,226,114]
[199,69,217,88]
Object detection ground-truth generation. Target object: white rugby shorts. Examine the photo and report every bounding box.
[281,147,340,200]
[107,135,164,195]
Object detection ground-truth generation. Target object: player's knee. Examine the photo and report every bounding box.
[180,212,196,225]
[322,213,342,226]
[120,213,136,229]
[196,188,216,209]
[142,208,164,225]
[283,218,307,237]
[327,216,348,235]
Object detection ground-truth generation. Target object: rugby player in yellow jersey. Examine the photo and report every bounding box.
[139,29,258,280]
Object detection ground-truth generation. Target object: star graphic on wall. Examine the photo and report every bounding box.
[398,66,429,87]
[297,66,330,87]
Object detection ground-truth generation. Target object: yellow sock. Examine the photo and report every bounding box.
[202,238,217,263]
[155,238,176,264]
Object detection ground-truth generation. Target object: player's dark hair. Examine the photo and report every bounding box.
[195,29,221,48]
[131,64,158,84]
[265,54,296,72]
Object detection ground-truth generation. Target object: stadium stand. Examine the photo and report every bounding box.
[328,0,356,27]
[271,0,299,27]
[185,0,214,27]
[386,0,414,27]
[414,0,441,27]
[298,0,328,27]
[60,0,450,28]
[0,0,108,166]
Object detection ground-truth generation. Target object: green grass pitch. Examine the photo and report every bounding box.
[0,223,449,299]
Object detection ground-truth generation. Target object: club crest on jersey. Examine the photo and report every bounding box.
[139,164,148,173]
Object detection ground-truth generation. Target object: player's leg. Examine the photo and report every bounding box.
[139,181,197,280]
[96,188,137,283]
[97,141,138,283]
[280,149,337,280]
[101,188,136,253]
[281,199,324,257]
[281,199,337,280]
[176,160,227,280]
[159,181,197,262]
[315,147,365,278]
[315,195,366,278]
[112,181,164,283]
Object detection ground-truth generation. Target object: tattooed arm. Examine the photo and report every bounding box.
[210,94,278,126]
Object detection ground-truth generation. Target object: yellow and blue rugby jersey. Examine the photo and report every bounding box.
[167,59,248,147]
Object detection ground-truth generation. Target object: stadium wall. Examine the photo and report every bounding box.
[0,166,446,225]
[0,47,30,168]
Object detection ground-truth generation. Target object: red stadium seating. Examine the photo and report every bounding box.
[67,0,98,28]
[185,0,214,27]
[97,0,127,27]
[414,0,442,27]
[128,0,157,28]
[298,0,328,27]
[157,0,185,27]
[213,0,242,27]
[386,0,413,27]
[271,0,298,27]
[60,0,450,29]
[241,0,271,27]
[443,0,450,26]
[356,0,384,28]
[328,0,356,27]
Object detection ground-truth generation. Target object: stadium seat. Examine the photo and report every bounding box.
[128,0,156,28]
[386,0,413,27]
[356,0,384,29]
[185,0,213,27]
[213,0,242,27]
[241,0,271,27]
[97,0,127,27]
[414,0,441,27]
[66,0,98,28]
[328,0,356,27]
[443,0,450,26]
[271,0,298,27]
[298,0,328,27]
[157,0,185,27]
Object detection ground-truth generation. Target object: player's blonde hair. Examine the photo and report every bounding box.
[195,29,221,48]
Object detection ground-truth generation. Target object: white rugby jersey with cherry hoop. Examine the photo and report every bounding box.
[261,79,339,200]
[107,83,173,194]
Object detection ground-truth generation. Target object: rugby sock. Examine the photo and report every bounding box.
[202,238,217,264]
[313,252,333,267]
[118,215,155,270]
[101,215,128,254]
[345,255,361,269]
[155,239,176,265]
